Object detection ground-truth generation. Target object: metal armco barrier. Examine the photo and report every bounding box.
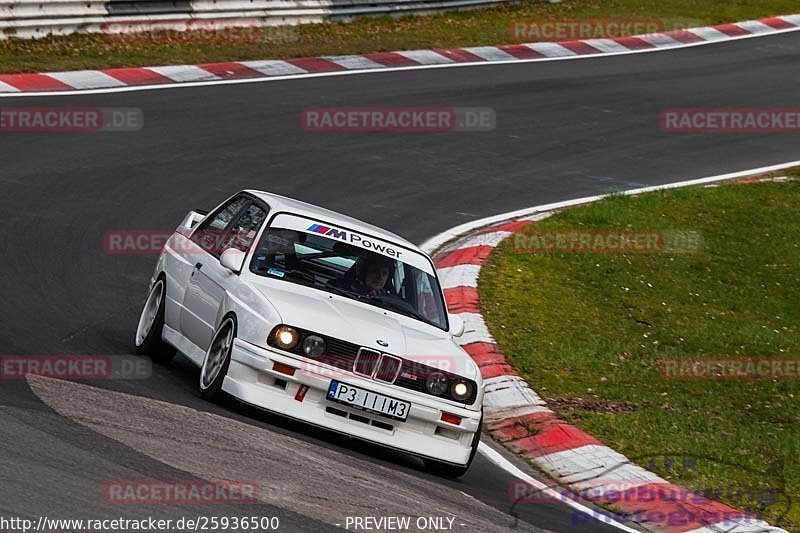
[0,0,510,39]
[106,1,193,16]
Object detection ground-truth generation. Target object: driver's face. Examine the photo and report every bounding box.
[365,265,390,291]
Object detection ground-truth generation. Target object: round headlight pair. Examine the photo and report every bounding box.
[272,326,326,358]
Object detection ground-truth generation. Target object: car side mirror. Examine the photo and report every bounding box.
[448,314,465,337]
[220,248,245,274]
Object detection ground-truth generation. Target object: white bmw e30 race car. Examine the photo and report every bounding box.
[134,190,483,477]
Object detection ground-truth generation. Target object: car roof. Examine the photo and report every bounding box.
[245,190,422,254]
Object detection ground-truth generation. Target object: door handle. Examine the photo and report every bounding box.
[195,262,203,270]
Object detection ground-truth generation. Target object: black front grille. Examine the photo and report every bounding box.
[354,348,381,377]
[320,336,360,372]
[267,325,477,404]
[374,355,402,383]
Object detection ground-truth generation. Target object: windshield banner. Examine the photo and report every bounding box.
[268,214,435,275]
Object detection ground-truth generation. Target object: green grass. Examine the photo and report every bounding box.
[479,174,800,531]
[1,0,798,73]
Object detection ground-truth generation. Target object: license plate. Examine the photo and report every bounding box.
[326,380,410,421]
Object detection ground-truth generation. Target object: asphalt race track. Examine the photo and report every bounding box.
[1,31,799,533]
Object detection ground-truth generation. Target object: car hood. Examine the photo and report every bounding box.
[251,279,478,380]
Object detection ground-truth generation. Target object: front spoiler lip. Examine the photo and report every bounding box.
[231,394,474,468]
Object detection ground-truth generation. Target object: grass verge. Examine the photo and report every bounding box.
[1,0,798,73]
[479,173,800,531]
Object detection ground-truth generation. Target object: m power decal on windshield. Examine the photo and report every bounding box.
[307,224,403,259]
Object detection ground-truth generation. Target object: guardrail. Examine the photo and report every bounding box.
[0,0,510,39]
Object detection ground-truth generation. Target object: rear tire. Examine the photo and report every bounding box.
[423,415,483,478]
[134,278,176,364]
[199,317,236,403]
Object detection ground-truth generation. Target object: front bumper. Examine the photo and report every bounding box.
[223,338,482,465]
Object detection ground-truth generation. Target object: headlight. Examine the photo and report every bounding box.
[274,326,299,351]
[302,335,326,358]
[450,379,474,402]
[425,373,449,395]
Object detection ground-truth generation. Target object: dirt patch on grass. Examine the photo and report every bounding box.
[545,396,639,415]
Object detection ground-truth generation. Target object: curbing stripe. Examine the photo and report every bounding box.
[442,286,480,314]
[714,23,754,37]
[199,62,265,80]
[581,38,633,54]
[395,49,454,65]
[454,312,494,345]
[437,264,481,289]
[103,67,174,86]
[285,57,347,73]
[324,55,386,70]
[735,20,779,34]
[435,245,494,268]
[454,230,513,248]
[434,48,486,63]
[687,27,731,41]
[0,79,19,92]
[762,17,797,30]
[462,46,518,61]
[683,520,783,533]
[496,44,547,59]
[781,14,800,25]
[363,51,421,67]
[519,42,578,57]
[638,33,684,48]
[663,29,707,44]
[240,59,308,77]
[1,15,799,94]
[147,65,220,83]
[0,73,72,91]
[48,70,126,89]
[560,40,607,54]
[613,36,657,50]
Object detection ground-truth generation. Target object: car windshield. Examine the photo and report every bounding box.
[250,225,448,330]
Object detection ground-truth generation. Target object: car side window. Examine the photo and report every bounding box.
[225,204,268,253]
[191,196,249,255]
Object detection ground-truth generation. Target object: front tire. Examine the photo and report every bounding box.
[423,415,483,478]
[199,317,236,402]
[134,278,175,364]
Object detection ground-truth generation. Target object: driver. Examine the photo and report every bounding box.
[360,256,394,297]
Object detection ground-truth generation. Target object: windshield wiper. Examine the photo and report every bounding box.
[365,296,433,325]
[325,284,361,301]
